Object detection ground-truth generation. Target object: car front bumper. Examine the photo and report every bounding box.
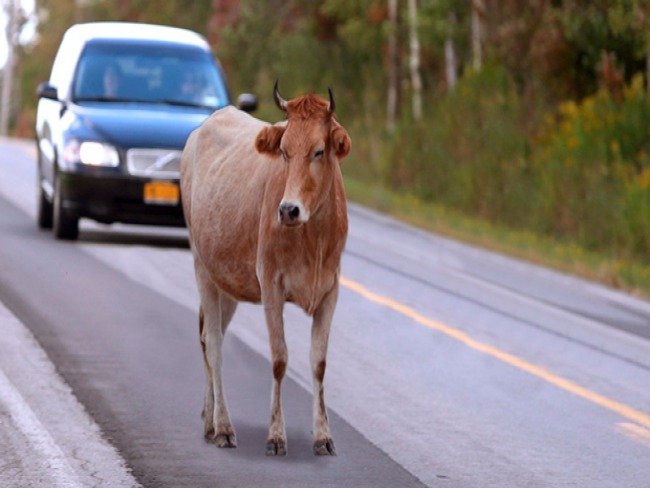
[58,171,185,227]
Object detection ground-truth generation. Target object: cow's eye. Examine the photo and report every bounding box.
[314,149,324,159]
[279,149,288,161]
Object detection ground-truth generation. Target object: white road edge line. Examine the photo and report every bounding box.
[0,301,142,488]
[0,368,84,488]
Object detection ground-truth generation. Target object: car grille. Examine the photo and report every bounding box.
[126,149,182,178]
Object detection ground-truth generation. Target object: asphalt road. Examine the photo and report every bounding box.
[1,137,649,487]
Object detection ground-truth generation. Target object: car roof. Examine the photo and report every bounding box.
[63,22,210,51]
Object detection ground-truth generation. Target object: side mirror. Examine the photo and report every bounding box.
[237,93,257,113]
[37,82,59,101]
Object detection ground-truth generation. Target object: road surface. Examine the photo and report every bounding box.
[1,137,649,487]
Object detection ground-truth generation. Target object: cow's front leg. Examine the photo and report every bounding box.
[263,297,288,456]
[310,282,338,455]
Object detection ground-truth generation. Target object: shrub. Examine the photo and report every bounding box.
[381,67,650,263]
[382,65,533,226]
[534,74,650,258]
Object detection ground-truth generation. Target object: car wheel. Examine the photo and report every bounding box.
[36,161,53,229]
[53,175,79,240]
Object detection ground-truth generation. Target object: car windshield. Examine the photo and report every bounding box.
[73,40,229,109]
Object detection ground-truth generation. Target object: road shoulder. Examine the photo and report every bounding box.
[0,300,140,487]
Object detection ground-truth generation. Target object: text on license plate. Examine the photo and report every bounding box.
[143,181,179,205]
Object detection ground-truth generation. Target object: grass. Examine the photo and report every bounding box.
[344,177,650,299]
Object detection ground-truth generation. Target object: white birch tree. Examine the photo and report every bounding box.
[387,0,400,132]
[407,0,422,120]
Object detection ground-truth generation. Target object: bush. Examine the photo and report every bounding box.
[382,65,533,226]
[534,74,650,258]
[381,68,650,263]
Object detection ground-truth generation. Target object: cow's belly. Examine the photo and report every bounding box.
[195,235,262,303]
[212,269,262,303]
[192,209,263,303]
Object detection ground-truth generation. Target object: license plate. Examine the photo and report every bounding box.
[143,181,179,205]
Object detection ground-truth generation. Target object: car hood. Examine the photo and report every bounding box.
[70,103,214,149]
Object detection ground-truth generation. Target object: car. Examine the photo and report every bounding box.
[35,22,257,240]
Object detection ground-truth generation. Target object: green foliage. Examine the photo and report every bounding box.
[383,66,650,263]
[534,75,650,258]
[419,0,471,56]
[383,65,531,223]
[322,0,384,52]
[557,0,649,97]
[216,0,386,127]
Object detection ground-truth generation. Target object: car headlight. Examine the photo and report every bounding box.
[63,140,119,167]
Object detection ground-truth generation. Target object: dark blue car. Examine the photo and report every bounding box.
[35,22,256,239]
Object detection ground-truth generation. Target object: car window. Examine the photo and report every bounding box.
[72,40,229,109]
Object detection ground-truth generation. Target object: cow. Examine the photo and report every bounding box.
[180,82,351,456]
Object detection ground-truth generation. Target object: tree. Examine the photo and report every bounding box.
[444,11,457,90]
[471,0,484,72]
[1,0,20,135]
[407,0,423,120]
[555,0,648,99]
[386,0,400,132]
[419,0,471,91]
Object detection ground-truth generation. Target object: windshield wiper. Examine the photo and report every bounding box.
[156,99,217,110]
[74,96,217,110]
[74,96,151,103]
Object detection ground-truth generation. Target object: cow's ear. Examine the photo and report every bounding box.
[255,124,285,155]
[330,125,351,160]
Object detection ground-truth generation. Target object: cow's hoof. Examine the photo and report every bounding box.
[214,433,237,448]
[313,438,336,456]
[265,439,287,456]
[205,433,237,448]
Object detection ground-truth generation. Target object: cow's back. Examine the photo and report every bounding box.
[181,106,275,302]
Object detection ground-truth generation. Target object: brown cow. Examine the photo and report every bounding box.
[180,83,350,456]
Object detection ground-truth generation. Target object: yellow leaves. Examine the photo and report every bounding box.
[566,136,578,149]
[637,167,650,190]
[558,100,578,119]
[560,120,573,135]
[539,74,650,177]
[623,74,645,100]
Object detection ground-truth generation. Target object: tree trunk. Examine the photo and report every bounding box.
[407,0,422,121]
[386,0,400,133]
[1,0,18,136]
[444,12,457,91]
[647,50,650,101]
[471,0,484,72]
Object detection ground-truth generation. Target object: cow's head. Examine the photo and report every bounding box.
[255,82,351,226]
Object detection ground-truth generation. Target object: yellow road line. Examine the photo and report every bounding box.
[340,275,650,430]
[614,423,650,448]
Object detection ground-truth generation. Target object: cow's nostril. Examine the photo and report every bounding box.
[279,202,301,223]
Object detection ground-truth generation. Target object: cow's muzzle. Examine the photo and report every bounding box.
[278,201,305,226]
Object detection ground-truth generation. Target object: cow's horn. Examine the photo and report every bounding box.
[328,86,335,113]
[274,80,288,112]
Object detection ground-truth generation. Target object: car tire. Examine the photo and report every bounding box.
[53,175,79,240]
[36,161,53,229]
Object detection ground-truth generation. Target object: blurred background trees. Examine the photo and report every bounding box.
[3,0,650,266]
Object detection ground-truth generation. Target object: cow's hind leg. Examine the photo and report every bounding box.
[199,285,238,448]
[199,305,214,437]
[310,283,338,455]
